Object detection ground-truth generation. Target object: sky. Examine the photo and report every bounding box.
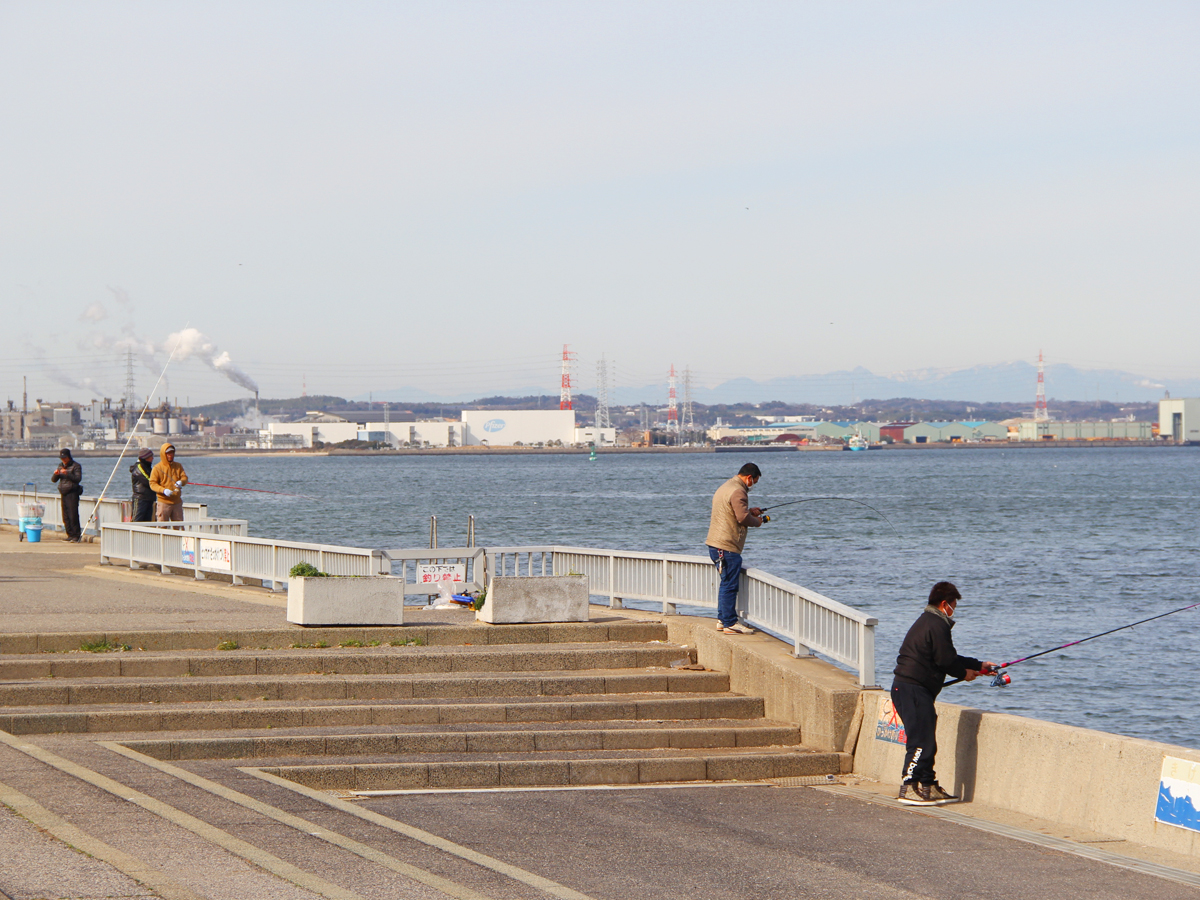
[2,2,1198,407]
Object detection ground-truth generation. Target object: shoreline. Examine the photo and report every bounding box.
[0,440,1184,459]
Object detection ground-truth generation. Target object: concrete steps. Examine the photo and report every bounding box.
[261,748,845,791]
[119,721,803,760]
[2,621,845,793]
[1,691,768,735]
[0,641,691,679]
[0,667,728,707]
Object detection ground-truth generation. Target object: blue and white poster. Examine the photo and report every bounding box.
[1155,756,1200,834]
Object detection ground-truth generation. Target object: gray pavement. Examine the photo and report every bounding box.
[2,529,1199,899]
[0,803,159,900]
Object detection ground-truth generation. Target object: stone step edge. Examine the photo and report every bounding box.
[260,751,853,791]
[120,725,801,760]
[0,695,767,735]
[0,671,728,707]
[0,621,669,655]
[0,647,696,680]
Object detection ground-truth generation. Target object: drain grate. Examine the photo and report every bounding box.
[767,774,843,787]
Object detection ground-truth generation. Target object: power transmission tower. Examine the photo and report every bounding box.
[667,365,678,436]
[1034,351,1049,421]
[124,350,136,412]
[595,355,610,428]
[682,366,695,431]
[560,345,576,410]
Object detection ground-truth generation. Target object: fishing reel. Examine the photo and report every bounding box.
[990,670,1011,687]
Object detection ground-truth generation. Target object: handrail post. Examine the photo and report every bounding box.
[859,619,877,687]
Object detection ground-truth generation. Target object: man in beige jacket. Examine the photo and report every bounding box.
[149,442,189,523]
[705,463,765,634]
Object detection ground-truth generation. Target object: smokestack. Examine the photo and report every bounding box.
[255,390,260,425]
[23,376,27,415]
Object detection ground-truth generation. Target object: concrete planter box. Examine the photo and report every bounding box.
[286,576,405,626]
[478,575,589,625]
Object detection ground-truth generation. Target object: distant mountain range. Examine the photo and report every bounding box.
[362,362,1194,406]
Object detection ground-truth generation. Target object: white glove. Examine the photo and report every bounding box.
[175,480,182,488]
[164,489,173,498]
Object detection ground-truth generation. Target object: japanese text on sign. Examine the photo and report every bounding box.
[417,563,466,584]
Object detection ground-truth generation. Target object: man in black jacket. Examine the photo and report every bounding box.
[130,448,154,522]
[51,449,83,542]
[891,581,995,806]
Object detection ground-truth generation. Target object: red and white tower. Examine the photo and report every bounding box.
[667,364,679,431]
[559,344,576,410]
[1034,350,1049,422]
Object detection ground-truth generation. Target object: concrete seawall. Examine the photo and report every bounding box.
[853,689,1200,856]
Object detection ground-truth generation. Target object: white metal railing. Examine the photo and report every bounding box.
[1,488,207,535]
[94,525,878,684]
[99,520,387,588]
[381,547,488,599]
[488,545,878,686]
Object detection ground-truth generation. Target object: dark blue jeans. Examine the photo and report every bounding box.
[891,682,938,785]
[707,546,743,628]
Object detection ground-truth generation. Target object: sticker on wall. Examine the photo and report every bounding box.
[1156,756,1200,833]
[875,696,906,745]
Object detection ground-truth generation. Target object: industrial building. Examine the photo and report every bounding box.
[460,410,576,447]
[264,408,601,449]
[1013,420,1154,441]
[1159,398,1200,444]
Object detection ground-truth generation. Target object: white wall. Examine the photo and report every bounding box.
[1160,398,1200,443]
[574,427,617,446]
[461,410,575,446]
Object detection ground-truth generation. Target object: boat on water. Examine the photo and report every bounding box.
[846,430,869,451]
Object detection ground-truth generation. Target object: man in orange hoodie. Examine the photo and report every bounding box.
[149,442,188,523]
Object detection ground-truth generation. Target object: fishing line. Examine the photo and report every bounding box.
[83,327,189,532]
[945,600,1200,687]
[188,482,311,498]
[759,496,902,538]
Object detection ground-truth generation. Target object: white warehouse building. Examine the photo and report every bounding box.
[460,410,576,446]
[1159,398,1200,444]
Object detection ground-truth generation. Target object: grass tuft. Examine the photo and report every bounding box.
[79,639,130,653]
[388,636,426,647]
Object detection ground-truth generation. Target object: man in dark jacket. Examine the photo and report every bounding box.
[51,449,83,542]
[891,581,995,806]
[130,448,154,522]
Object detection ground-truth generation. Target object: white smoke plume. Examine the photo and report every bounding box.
[165,328,259,394]
[26,342,107,396]
[80,301,107,323]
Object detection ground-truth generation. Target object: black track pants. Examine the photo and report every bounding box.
[891,682,938,785]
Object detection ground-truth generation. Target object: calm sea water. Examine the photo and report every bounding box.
[5,447,1199,748]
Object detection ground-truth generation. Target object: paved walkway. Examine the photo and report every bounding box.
[2,526,1198,899]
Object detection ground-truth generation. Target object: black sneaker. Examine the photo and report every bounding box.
[927,783,960,804]
[898,783,937,806]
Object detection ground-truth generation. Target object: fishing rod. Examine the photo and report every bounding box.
[83,327,189,533]
[758,497,902,537]
[188,482,310,498]
[946,600,1200,688]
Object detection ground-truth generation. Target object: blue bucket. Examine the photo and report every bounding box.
[26,524,43,543]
